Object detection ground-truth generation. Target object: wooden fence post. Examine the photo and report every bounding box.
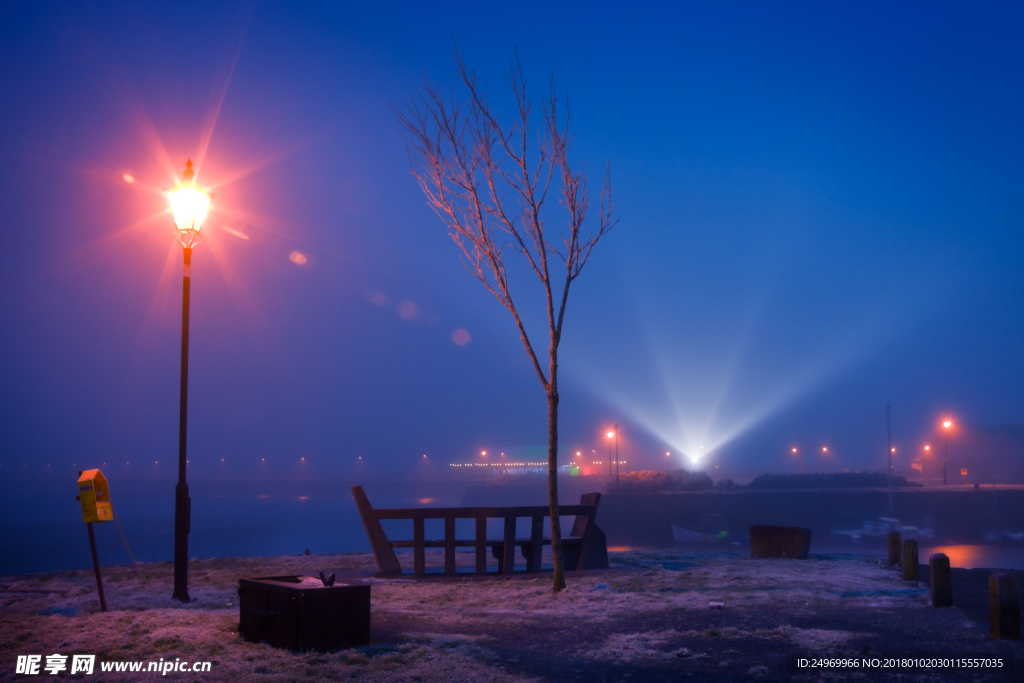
[902,539,919,581]
[887,531,902,567]
[989,573,1020,640]
[930,553,953,607]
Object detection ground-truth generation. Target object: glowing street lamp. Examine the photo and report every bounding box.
[606,427,619,487]
[791,447,802,473]
[942,420,953,485]
[164,160,213,603]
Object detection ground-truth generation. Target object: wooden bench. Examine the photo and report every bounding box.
[351,485,608,577]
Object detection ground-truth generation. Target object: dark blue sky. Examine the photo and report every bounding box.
[2,1,1022,480]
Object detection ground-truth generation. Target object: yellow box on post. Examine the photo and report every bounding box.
[77,469,112,524]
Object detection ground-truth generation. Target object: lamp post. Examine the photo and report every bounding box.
[614,425,620,488]
[164,160,212,603]
[606,430,614,480]
[942,420,952,485]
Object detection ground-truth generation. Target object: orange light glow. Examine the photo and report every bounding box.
[123,173,135,184]
[822,447,828,453]
[924,445,931,451]
[791,447,797,453]
[607,432,614,438]
[289,251,308,265]
[165,161,212,234]
[943,420,952,429]
[481,451,487,456]
[419,498,434,505]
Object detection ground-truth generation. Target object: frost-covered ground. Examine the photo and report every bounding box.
[1,550,1020,682]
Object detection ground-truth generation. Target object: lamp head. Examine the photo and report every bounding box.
[165,160,213,248]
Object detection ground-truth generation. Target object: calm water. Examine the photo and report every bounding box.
[4,478,1023,576]
[0,478,476,576]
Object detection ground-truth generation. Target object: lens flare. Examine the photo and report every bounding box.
[222,225,249,240]
[451,328,471,345]
[397,301,419,320]
[289,251,308,265]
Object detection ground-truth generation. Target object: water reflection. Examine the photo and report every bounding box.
[919,544,1024,570]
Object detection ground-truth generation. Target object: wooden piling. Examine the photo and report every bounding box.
[902,539,919,581]
[929,553,953,607]
[989,573,1020,640]
[887,531,902,566]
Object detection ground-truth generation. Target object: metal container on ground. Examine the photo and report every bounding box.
[238,575,370,651]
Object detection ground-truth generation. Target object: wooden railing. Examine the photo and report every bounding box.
[351,486,608,577]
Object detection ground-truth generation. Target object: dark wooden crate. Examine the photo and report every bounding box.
[238,575,370,651]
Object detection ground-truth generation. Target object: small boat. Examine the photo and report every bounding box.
[830,517,933,543]
[671,514,731,544]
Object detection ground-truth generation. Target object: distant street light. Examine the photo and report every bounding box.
[791,447,802,473]
[164,160,213,603]
[942,420,953,485]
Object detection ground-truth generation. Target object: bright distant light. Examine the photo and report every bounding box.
[290,251,308,265]
[791,447,797,453]
[822,447,828,453]
[423,454,427,458]
[607,432,614,438]
[666,452,670,456]
[481,451,486,456]
[924,445,931,451]
[891,447,896,453]
[123,173,135,184]
[943,420,952,429]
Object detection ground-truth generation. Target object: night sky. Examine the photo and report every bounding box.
[2,1,1022,480]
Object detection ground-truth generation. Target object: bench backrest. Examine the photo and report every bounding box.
[351,485,602,576]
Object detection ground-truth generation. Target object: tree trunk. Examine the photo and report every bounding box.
[548,356,566,593]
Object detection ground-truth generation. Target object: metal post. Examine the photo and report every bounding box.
[943,432,948,486]
[614,424,619,489]
[86,522,107,612]
[172,247,192,603]
[607,436,612,480]
[886,405,892,515]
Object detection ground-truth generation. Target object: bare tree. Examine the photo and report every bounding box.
[394,48,616,592]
